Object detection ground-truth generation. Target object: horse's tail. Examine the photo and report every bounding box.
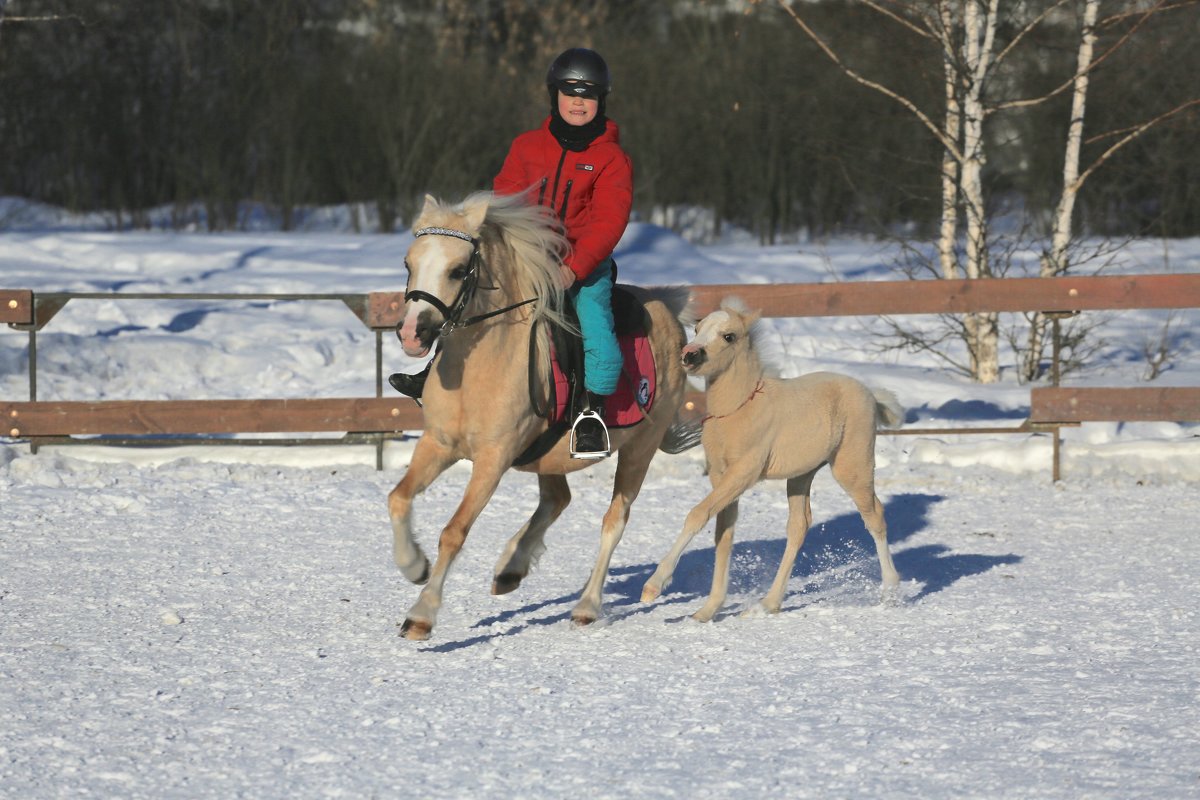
[627,284,696,328]
[872,388,905,430]
[659,417,703,454]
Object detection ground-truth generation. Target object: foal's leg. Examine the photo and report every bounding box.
[758,471,817,614]
[388,434,456,584]
[491,474,571,595]
[400,456,510,641]
[572,438,656,625]
[641,457,764,603]
[829,449,900,589]
[690,500,738,623]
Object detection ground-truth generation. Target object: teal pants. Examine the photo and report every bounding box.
[570,258,622,396]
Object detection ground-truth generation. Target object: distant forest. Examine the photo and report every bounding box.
[1,0,1197,239]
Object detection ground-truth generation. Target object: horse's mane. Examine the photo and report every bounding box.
[427,191,573,333]
[720,296,783,378]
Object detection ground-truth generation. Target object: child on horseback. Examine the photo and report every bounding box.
[391,47,631,459]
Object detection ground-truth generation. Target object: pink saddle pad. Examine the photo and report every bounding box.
[550,331,656,429]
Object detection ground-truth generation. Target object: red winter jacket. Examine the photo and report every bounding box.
[494,117,633,283]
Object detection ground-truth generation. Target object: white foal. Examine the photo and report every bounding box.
[641,297,903,621]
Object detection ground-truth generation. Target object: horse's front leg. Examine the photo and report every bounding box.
[492,474,571,595]
[641,457,764,604]
[400,456,509,641]
[389,434,456,584]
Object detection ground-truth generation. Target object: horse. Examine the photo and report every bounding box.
[390,191,697,640]
[640,297,903,621]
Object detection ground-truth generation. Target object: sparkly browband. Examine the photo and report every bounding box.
[414,226,475,243]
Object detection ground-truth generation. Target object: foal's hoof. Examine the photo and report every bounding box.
[399,618,432,641]
[491,572,524,596]
[570,612,597,627]
[640,583,661,603]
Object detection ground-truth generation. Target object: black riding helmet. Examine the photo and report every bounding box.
[546,48,612,99]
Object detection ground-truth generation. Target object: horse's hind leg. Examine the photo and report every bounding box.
[389,434,456,584]
[572,440,656,625]
[830,447,900,589]
[691,500,738,622]
[492,474,571,595]
[758,471,816,614]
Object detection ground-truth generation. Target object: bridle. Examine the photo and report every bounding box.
[402,225,537,340]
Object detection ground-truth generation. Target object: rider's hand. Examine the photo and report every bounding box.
[559,264,577,289]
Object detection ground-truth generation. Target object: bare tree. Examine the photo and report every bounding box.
[1019,0,1200,381]
[772,0,1198,384]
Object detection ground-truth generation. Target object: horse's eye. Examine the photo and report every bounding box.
[449,266,469,281]
[723,332,736,343]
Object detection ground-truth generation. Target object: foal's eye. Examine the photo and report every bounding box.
[449,265,469,281]
[723,332,736,343]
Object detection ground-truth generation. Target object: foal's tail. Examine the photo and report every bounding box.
[872,388,905,430]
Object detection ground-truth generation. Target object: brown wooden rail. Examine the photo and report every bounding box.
[2,397,423,437]
[361,273,1200,328]
[4,274,1199,477]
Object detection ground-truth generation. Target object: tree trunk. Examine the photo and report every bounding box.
[937,1,962,281]
[1023,0,1100,382]
[961,0,1001,383]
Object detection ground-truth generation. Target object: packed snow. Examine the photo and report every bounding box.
[2,205,1198,798]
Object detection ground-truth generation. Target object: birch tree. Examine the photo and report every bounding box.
[1019,0,1200,380]
[773,0,1060,382]
[774,0,1196,383]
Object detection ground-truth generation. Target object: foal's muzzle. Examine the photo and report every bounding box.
[681,347,706,371]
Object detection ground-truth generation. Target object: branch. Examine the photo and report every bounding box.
[988,0,1073,74]
[860,0,934,41]
[773,0,961,161]
[1072,99,1200,192]
[993,0,1172,114]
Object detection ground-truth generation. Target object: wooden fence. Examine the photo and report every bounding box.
[4,274,1200,479]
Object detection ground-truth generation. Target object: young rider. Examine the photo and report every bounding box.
[391,47,631,459]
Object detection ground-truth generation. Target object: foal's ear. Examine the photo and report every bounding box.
[463,196,489,236]
[745,308,762,328]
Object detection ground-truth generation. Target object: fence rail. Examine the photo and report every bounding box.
[4,274,1200,478]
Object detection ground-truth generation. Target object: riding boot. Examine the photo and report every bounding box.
[389,360,432,400]
[570,391,611,460]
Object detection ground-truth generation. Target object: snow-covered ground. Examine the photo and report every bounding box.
[2,206,1198,797]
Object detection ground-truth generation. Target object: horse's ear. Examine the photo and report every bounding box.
[745,308,762,328]
[463,196,489,235]
[414,193,439,227]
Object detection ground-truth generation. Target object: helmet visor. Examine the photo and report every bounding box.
[553,79,602,100]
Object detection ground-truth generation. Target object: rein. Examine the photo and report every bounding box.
[402,226,537,339]
[701,379,765,425]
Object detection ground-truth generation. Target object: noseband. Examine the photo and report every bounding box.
[402,225,536,341]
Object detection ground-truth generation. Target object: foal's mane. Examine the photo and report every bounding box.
[424,191,572,332]
[720,296,783,378]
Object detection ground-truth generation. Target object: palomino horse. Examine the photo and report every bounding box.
[641,297,903,621]
[391,192,695,640]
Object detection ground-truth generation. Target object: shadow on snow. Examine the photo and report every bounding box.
[422,492,1021,652]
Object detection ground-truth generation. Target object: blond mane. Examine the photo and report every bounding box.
[418,191,573,333]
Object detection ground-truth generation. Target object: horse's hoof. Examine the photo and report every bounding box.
[491,572,524,595]
[640,583,661,603]
[397,558,430,586]
[399,618,432,641]
[570,611,597,627]
[691,609,715,623]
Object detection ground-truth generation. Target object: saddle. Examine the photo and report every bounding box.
[512,285,658,467]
